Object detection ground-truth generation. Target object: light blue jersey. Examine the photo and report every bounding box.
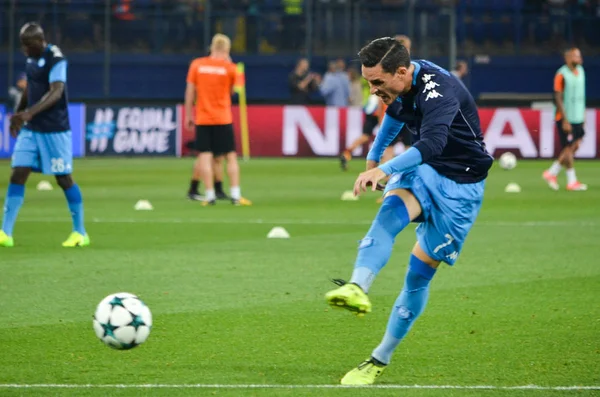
[12,44,73,175]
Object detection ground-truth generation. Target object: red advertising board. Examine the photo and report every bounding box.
[179,105,599,159]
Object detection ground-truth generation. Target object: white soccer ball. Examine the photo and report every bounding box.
[93,292,152,350]
[499,152,517,170]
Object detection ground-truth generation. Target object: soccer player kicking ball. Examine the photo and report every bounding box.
[0,23,89,248]
[325,37,493,385]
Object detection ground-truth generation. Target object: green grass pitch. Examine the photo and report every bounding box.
[0,158,598,397]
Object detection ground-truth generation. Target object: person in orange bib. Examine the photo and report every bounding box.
[185,34,251,206]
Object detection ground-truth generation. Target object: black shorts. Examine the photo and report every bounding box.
[196,124,235,155]
[391,125,413,147]
[556,120,585,149]
[363,114,379,136]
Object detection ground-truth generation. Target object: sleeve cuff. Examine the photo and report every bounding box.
[378,147,423,175]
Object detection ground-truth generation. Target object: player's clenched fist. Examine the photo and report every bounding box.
[353,167,387,197]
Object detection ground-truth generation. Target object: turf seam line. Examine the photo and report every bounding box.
[16,218,600,227]
[0,384,598,390]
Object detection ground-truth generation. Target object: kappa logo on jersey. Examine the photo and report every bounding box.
[423,81,440,93]
[422,73,435,83]
[425,90,443,101]
[423,75,443,101]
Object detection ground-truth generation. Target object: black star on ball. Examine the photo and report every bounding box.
[128,314,145,331]
[108,296,126,308]
[101,321,118,338]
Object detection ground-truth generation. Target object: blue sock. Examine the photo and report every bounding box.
[2,184,25,237]
[349,195,410,292]
[64,184,86,235]
[371,254,436,364]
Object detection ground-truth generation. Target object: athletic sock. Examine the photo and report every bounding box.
[205,189,216,201]
[215,181,224,194]
[189,179,200,194]
[1,183,25,237]
[371,254,436,364]
[349,195,410,293]
[63,184,86,235]
[566,168,577,184]
[548,161,562,176]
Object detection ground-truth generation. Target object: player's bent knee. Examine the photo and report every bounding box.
[55,174,74,190]
[412,242,440,269]
[384,188,422,221]
[10,167,32,185]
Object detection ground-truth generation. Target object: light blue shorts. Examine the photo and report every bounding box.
[11,129,73,175]
[384,164,485,265]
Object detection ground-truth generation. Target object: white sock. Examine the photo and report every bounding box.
[230,186,241,200]
[566,168,577,185]
[548,161,562,176]
[205,189,216,201]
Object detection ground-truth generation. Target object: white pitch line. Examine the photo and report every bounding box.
[0,384,598,390]
[16,218,600,227]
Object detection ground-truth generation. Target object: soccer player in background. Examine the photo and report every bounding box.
[325,37,493,385]
[451,60,469,81]
[185,34,251,206]
[339,92,384,171]
[187,48,232,202]
[187,154,229,201]
[543,47,587,191]
[0,23,88,247]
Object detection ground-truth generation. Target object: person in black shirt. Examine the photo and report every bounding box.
[288,58,320,104]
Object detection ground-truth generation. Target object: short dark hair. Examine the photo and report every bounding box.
[358,37,410,74]
[20,22,44,40]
